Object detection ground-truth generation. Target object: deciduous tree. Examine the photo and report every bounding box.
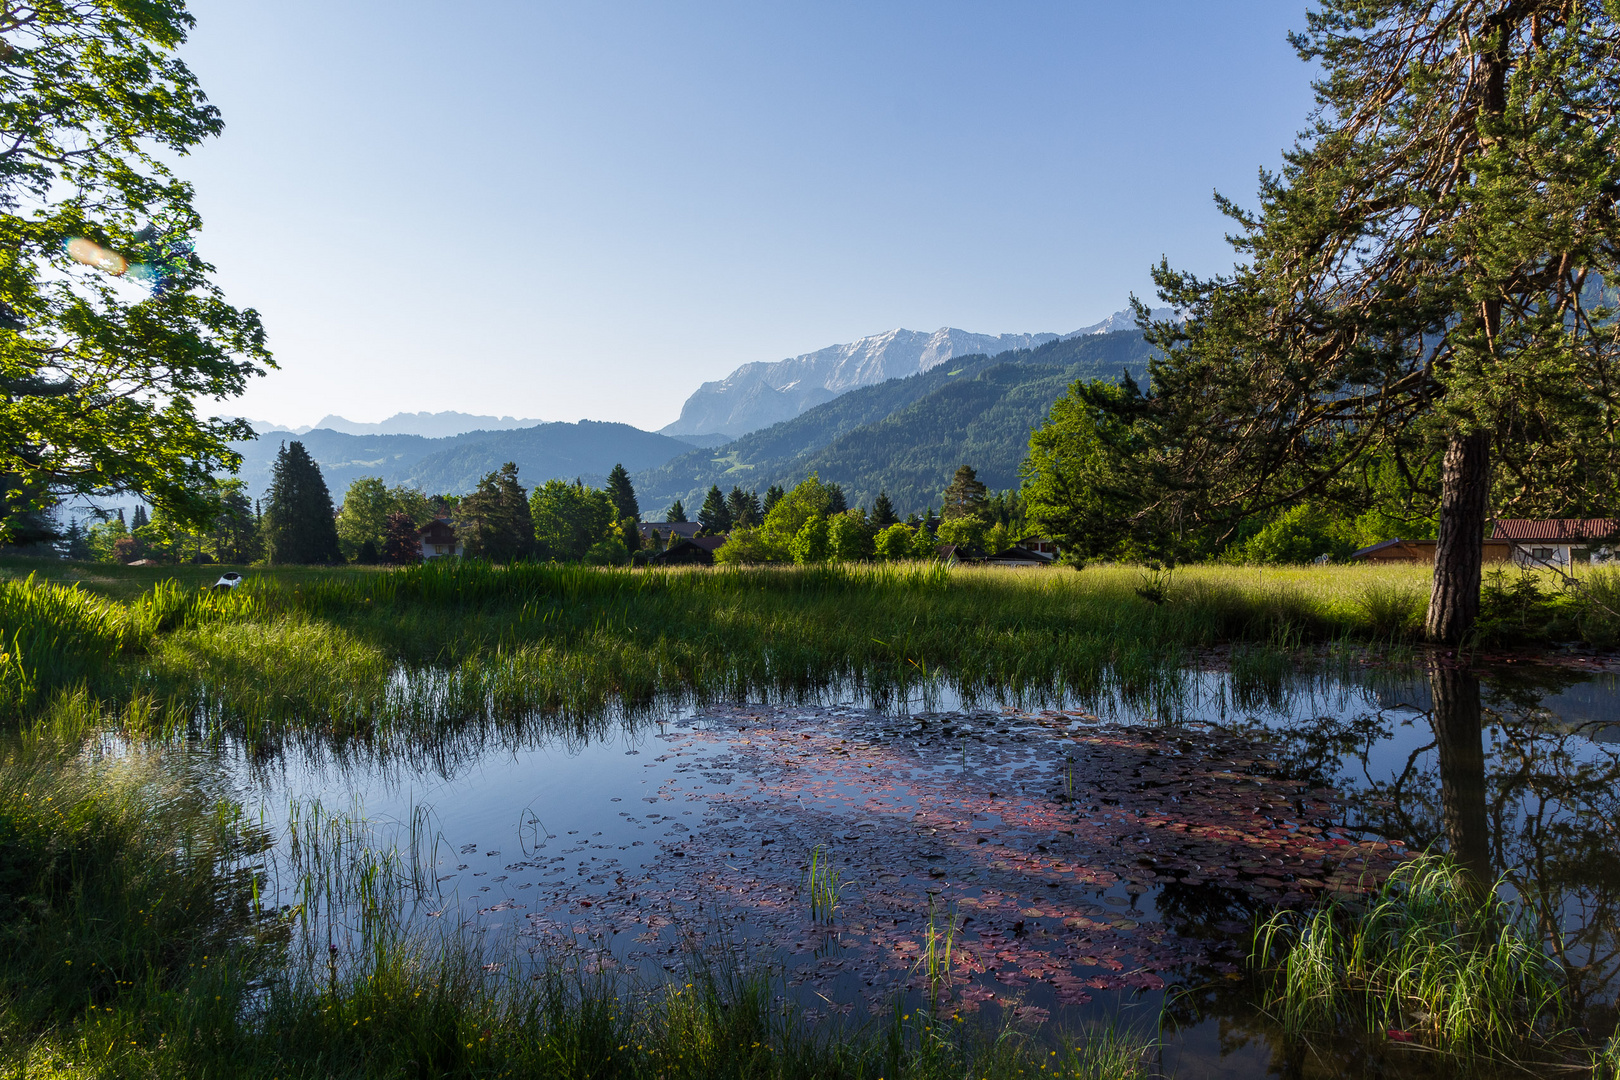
[0,2,271,541]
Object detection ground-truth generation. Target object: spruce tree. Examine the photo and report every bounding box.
[762,485,786,516]
[262,441,343,564]
[870,491,899,529]
[826,483,848,515]
[941,466,989,521]
[666,499,687,523]
[461,462,535,562]
[725,486,762,529]
[698,485,731,534]
[130,504,149,530]
[605,463,640,522]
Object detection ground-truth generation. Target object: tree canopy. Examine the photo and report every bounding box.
[1026,0,1620,640]
[0,1,271,541]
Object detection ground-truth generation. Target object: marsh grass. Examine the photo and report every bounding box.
[1253,855,1565,1057]
[12,557,1610,753]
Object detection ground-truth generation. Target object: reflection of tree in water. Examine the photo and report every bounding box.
[1251,662,1620,1017]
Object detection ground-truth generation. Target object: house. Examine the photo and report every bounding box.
[1015,536,1060,561]
[648,536,726,566]
[418,518,462,559]
[982,544,1056,567]
[1350,537,1515,564]
[639,521,702,546]
[1490,519,1618,569]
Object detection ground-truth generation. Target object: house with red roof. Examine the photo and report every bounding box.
[1490,519,1618,570]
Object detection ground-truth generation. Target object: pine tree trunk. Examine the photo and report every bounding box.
[1429,664,1491,896]
[1425,432,1490,644]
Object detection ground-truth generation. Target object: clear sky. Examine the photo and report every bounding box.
[179,1,1317,432]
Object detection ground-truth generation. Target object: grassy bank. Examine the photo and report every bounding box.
[2,557,1611,752]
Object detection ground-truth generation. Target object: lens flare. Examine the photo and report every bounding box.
[64,237,130,276]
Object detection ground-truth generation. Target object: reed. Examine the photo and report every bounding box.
[1252,854,1564,1055]
[805,844,844,923]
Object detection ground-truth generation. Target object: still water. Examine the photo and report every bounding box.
[219,659,1620,1077]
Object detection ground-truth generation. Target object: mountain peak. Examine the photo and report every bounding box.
[658,308,1166,440]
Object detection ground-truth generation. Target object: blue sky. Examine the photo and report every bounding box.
[181,1,1316,431]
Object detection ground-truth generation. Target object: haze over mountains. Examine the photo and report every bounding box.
[236,306,1165,514]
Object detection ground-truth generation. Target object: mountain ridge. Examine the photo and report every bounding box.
[658,306,1172,439]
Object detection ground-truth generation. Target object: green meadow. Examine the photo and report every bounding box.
[1,556,1615,1078]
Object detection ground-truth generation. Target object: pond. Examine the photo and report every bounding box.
[212,657,1620,1078]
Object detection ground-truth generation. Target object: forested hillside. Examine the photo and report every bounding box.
[635,329,1151,513]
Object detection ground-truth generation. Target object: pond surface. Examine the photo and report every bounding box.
[225,658,1620,1078]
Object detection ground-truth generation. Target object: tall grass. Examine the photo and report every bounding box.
[1252,854,1564,1055]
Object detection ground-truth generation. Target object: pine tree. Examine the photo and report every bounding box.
[61,518,92,560]
[698,485,731,535]
[131,504,149,530]
[762,485,786,516]
[941,466,988,521]
[460,462,535,562]
[605,463,640,523]
[666,499,687,523]
[116,508,126,528]
[725,486,762,529]
[1095,0,1620,642]
[213,485,261,564]
[262,441,343,565]
[870,491,898,529]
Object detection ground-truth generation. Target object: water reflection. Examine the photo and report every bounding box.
[1210,661,1620,1027]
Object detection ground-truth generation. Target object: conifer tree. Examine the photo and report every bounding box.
[725,486,762,529]
[941,466,988,521]
[698,485,731,535]
[262,441,343,564]
[826,483,848,515]
[870,491,899,529]
[131,504,149,530]
[762,485,786,516]
[666,499,687,523]
[461,462,535,562]
[605,463,640,522]
[1084,0,1620,642]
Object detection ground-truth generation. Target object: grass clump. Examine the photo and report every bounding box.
[1252,854,1564,1056]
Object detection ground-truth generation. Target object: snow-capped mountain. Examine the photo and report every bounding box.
[660,306,1172,439]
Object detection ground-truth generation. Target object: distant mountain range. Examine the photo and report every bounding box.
[658,306,1172,440]
[634,328,1154,515]
[240,411,547,439]
[228,306,1164,513]
[235,421,694,501]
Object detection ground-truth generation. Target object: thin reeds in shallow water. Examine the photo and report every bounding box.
[1252,854,1565,1055]
[804,844,844,924]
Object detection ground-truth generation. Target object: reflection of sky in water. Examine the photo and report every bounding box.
[221,665,1620,1078]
